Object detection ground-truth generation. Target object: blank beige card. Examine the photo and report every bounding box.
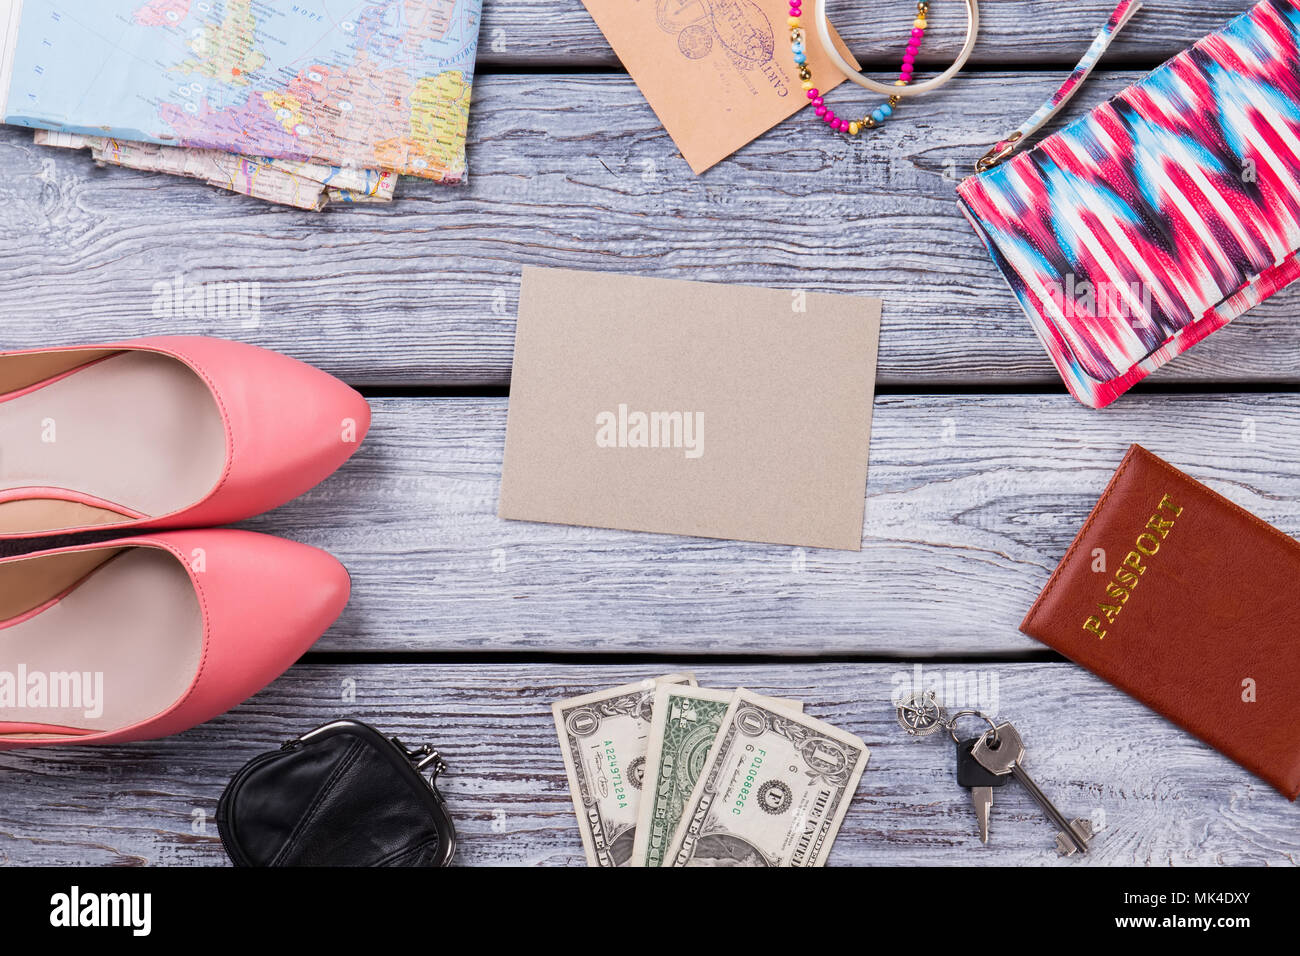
[499,267,881,550]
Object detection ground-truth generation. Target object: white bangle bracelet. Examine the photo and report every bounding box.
[814,0,980,98]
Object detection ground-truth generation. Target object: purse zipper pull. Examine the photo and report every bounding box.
[976,0,1142,173]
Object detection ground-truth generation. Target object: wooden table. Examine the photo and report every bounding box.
[1,0,1298,866]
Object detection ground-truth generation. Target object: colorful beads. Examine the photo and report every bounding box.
[789,0,927,138]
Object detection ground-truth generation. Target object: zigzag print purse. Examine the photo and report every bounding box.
[959,0,1300,408]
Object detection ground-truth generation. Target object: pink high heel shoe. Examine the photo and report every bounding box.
[0,529,350,748]
[0,336,370,537]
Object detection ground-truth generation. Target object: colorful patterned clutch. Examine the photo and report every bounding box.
[958,0,1300,408]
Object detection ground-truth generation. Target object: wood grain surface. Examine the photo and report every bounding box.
[239,390,1300,658]
[1,663,1295,867]
[187,392,1300,655]
[2,0,1296,869]
[480,0,1261,68]
[6,393,1293,656]
[2,69,1299,388]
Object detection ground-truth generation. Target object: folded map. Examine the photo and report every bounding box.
[0,0,480,197]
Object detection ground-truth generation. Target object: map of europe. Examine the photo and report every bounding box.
[0,0,480,181]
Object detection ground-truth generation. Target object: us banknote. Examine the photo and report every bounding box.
[631,685,803,867]
[552,673,696,867]
[664,689,869,867]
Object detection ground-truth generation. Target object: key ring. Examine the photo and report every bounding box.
[943,710,999,746]
[814,0,979,98]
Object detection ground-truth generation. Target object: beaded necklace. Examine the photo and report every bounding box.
[790,1,929,136]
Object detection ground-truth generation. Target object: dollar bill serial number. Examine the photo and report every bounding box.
[606,740,630,810]
[734,747,767,815]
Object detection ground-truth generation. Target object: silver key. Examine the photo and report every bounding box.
[1056,818,1094,857]
[970,722,1090,855]
[969,787,993,844]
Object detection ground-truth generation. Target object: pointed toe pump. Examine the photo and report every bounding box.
[0,336,371,538]
[0,529,350,748]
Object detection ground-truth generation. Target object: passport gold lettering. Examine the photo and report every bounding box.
[1146,514,1175,536]
[1084,493,1182,640]
[1083,616,1107,638]
[1135,533,1161,555]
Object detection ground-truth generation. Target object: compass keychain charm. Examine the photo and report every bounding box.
[895,690,948,736]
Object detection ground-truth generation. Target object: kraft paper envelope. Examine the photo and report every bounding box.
[580,0,860,173]
[499,267,881,550]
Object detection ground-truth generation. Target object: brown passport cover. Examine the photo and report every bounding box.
[1021,444,1300,799]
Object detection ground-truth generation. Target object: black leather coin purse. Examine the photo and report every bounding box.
[217,719,456,867]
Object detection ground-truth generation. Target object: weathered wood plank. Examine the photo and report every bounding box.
[2,71,1298,388]
[0,663,1294,866]
[8,393,1294,656]
[482,0,1259,69]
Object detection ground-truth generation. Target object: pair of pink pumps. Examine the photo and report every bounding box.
[0,337,371,750]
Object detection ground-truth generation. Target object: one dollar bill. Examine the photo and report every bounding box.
[664,689,869,867]
[552,673,696,866]
[632,685,803,867]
